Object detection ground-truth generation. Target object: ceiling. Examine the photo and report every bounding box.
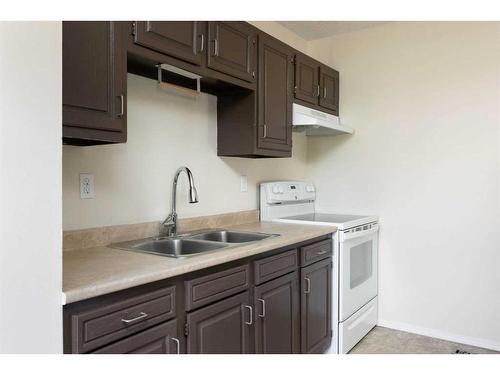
[278,21,391,40]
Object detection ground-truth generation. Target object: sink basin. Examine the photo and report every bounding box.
[111,229,278,258]
[113,238,228,258]
[189,230,275,243]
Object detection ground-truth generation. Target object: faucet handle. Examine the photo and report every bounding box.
[161,213,177,237]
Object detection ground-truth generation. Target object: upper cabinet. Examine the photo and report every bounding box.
[294,54,320,105]
[207,22,257,83]
[62,21,340,154]
[319,66,339,113]
[256,33,293,155]
[133,21,205,66]
[294,53,339,116]
[63,21,127,145]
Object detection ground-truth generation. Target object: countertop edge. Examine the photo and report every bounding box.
[62,223,336,305]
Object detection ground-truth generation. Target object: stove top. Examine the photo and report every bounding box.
[282,213,369,224]
[277,212,378,230]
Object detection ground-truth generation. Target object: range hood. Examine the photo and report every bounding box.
[292,103,354,136]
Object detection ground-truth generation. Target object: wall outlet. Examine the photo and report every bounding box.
[80,173,95,199]
[240,175,248,192]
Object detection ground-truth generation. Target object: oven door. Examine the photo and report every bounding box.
[339,223,378,322]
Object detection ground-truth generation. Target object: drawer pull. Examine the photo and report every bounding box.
[316,250,328,255]
[304,277,311,294]
[170,337,180,354]
[120,312,148,324]
[257,298,266,318]
[243,305,253,325]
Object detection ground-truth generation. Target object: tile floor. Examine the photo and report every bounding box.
[349,326,498,354]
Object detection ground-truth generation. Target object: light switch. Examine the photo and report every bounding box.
[80,173,95,199]
[240,175,248,192]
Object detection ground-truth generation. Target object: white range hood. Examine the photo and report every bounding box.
[292,103,354,136]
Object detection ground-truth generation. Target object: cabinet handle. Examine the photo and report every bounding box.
[120,311,148,323]
[316,250,327,255]
[263,124,267,138]
[118,94,124,117]
[213,39,219,56]
[304,277,311,294]
[323,87,327,99]
[243,305,253,325]
[170,337,180,354]
[200,34,204,52]
[316,85,320,97]
[258,298,266,318]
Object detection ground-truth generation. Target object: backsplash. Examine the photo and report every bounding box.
[63,74,307,230]
[63,210,259,251]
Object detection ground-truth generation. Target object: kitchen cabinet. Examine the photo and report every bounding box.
[63,21,127,145]
[319,66,339,113]
[133,21,205,66]
[217,29,293,158]
[256,33,293,155]
[294,53,320,105]
[301,257,332,354]
[186,291,252,354]
[93,319,181,354]
[207,21,257,83]
[63,21,341,154]
[294,53,340,116]
[254,271,300,353]
[64,234,333,354]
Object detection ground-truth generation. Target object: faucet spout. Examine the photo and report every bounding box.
[161,167,199,237]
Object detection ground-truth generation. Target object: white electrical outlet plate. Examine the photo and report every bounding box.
[80,173,95,199]
[240,175,248,192]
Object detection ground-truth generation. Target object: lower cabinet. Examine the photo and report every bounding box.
[186,291,252,354]
[93,319,181,354]
[254,271,300,353]
[64,235,334,355]
[300,258,332,354]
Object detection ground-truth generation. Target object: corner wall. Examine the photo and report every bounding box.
[0,22,62,353]
[306,21,500,350]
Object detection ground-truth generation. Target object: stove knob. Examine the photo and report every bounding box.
[272,186,279,194]
[278,186,284,194]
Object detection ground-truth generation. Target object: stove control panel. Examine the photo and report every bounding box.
[261,181,316,204]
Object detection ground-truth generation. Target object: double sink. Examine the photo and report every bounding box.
[111,229,278,258]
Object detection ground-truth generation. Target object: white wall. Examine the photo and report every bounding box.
[63,75,308,230]
[63,23,309,231]
[0,22,62,353]
[306,22,500,349]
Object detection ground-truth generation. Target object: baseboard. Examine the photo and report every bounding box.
[378,319,500,352]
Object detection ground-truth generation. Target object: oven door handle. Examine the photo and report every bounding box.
[341,224,379,241]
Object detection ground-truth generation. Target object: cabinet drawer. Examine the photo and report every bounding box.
[71,286,176,353]
[93,319,180,354]
[185,264,250,311]
[253,249,298,285]
[300,239,332,266]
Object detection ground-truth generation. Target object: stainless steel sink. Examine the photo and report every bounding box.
[112,238,228,258]
[110,229,279,258]
[189,230,274,243]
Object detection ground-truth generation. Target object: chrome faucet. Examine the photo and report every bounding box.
[160,167,199,237]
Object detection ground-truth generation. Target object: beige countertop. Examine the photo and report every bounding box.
[62,221,336,305]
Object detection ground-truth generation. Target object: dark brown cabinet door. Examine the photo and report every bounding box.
[207,22,257,83]
[301,258,332,354]
[294,53,320,105]
[257,34,293,154]
[254,272,300,354]
[133,21,205,65]
[186,291,252,354]
[63,21,126,144]
[93,319,181,354]
[319,66,339,114]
